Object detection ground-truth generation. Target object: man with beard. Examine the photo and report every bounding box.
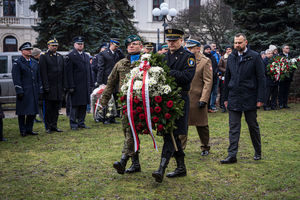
[65,36,93,130]
[220,33,265,164]
[152,29,195,183]
[100,35,143,175]
[39,39,65,133]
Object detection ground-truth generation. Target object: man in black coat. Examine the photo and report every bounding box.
[65,36,93,130]
[12,42,43,137]
[220,33,266,164]
[39,39,65,133]
[91,43,108,86]
[152,29,196,183]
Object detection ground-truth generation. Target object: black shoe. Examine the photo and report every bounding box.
[51,128,63,132]
[0,137,8,141]
[279,105,284,109]
[20,132,27,137]
[79,125,90,129]
[283,105,290,109]
[71,127,78,131]
[27,131,38,135]
[201,150,209,156]
[113,154,130,174]
[152,157,169,183]
[253,155,261,160]
[166,156,187,178]
[46,129,53,134]
[34,119,42,123]
[103,120,111,125]
[125,153,141,173]
[220,156,237,164]
[264,107,271,111]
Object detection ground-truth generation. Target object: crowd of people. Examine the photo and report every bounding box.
[0,29,297,183]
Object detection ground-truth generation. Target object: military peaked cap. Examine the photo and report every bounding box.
[110,38,120,46]
[186,39,201,48]
[73,36,85,43]
[19,42,33,51]
[47,38,59,45]
[165,29,184,41]
[144,42,155,49]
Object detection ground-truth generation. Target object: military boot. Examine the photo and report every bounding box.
[166,156,186,178]
[113,154,129,174]
[125,153,141,173]
[152,157,169,183]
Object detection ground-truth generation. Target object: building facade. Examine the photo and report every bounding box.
[0,0,39,52]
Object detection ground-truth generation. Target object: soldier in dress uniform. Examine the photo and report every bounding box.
[152,29,196,183]
[39,38,65,133]
[143,42,155,53]
[185,39,213,156]
[100,35,143,175]
[65,36,93,130]
[12,42,43,137]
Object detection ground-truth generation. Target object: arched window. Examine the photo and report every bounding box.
[3,0,16,16]
[3,36,18,52]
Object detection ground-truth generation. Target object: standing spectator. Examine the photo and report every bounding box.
[218,46,232,113]
[263,49,278,110]
[0,84,7,141]
[203,45,218,112]
[143,42,155,54]
[186,39,213,156]
[96,39,124,123]
[12,42,42,137]
[278,44,293,109]
[152,29,195,183]
[39,39,65,133]
[220,33,265,164]
[260,51,266,60]
[91,43,109,87]
[210,42,221,63]
[65,36,93,130]
[209,43,221,111]
[269,45,279,56]
[157,43,168,54]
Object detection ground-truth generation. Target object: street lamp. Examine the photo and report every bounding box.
[152,3,177,43]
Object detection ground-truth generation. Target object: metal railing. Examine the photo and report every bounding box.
[0,17,41,25]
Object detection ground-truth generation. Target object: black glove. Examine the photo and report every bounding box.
[17,93,24,100]
[198,101,207,108]
[69,88,75,94]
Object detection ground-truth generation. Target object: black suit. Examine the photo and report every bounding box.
[65,49,93,128]
[39,51,65,130]
[278,53,293,107]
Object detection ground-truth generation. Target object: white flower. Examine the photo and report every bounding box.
[162,85,172,94]
[133,80,143,91]
[141,54,151,61]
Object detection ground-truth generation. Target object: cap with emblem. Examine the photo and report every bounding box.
[73,36,85,43]
[124,35,141,46]
[165,29,184,41]
[110,38,120,47]
[19,42,33,51]
[144,42,155,49]
[161,43,168,49]
[186,39,201,48]
[47,38,59,46]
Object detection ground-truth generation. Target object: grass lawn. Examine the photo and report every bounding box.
[1,104,300,200]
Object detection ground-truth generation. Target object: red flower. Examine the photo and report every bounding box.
[120,96,126,102]
[166,100,174,108]
[136,122,143,131]
[123,105,127,110]
[154,106,162,113]
[154,96,162,103]
[139,113,145,120]
[137,106,143,113]
[134,96,140,104]
[123,110,127,115]
[165,113,171,119]
[150,107,154,113]
[133,110,137,116]
[157,124,164,132]
[143,129,149,134]
[153,116,159,123]
[270,65,273,67]
[280,63,283,66]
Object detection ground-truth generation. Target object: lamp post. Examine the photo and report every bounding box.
[152,3,177,43]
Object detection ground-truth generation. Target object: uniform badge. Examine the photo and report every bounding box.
[188,57,195,67]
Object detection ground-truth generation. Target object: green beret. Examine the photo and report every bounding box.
[125,35,141,46]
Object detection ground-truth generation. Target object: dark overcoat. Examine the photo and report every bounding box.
[12,56,42,115]
[65,49,93,106]
[224,49,266,111]
[164,46,196,136]
[0,85,4,118]
[96,49,124,85]
[39,51,65,101]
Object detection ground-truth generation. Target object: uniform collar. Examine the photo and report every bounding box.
[238,47,248,56]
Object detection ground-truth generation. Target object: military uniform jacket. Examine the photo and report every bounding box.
[189,53,213,126]
[39,51,65,101]
[65,49,93,106]
[164,46,196,135]
[97,49,124,85]
[12,56,42,115]
[100,56,136,106]
[224,49,266,111]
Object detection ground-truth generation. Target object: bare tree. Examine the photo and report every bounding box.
[170,0,235,47]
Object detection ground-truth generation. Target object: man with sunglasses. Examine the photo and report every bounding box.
[100,35,143,175]
[95,39,124,123]
[39,38,65,133]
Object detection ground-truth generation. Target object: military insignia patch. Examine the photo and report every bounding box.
[188,57,195,67]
